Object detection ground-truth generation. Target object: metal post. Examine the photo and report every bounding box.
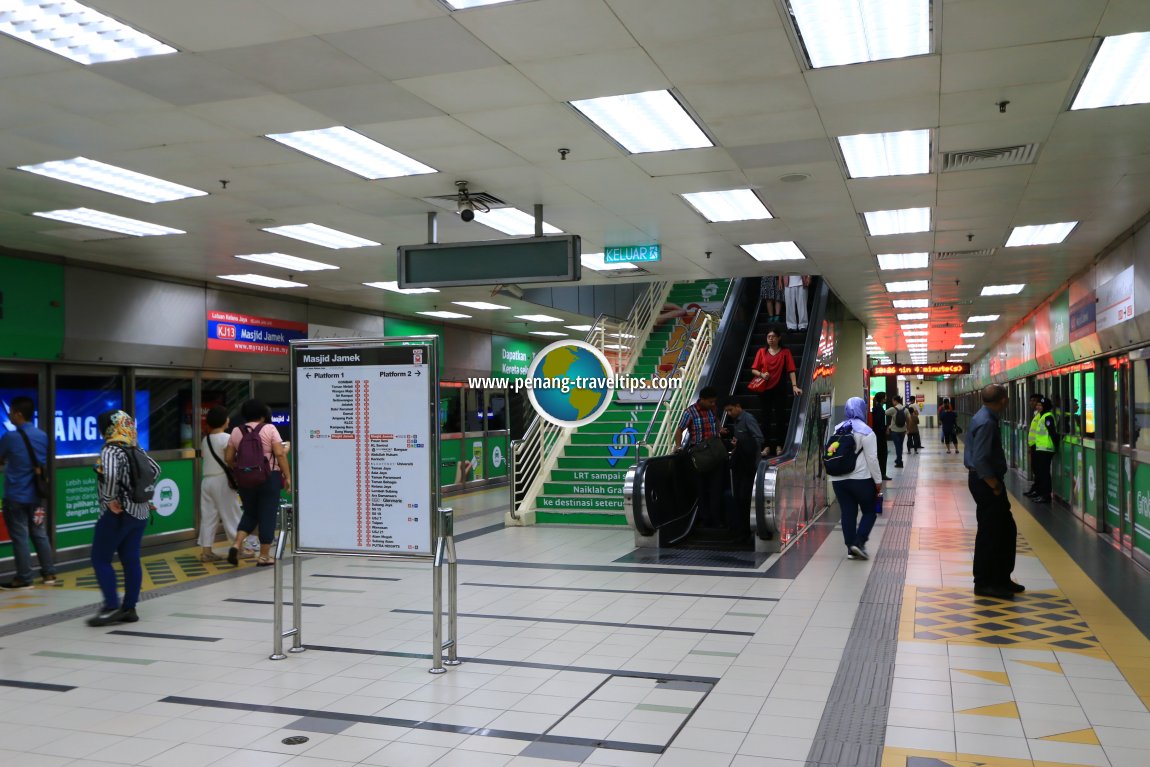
[270,539,286,660]
[533,204,543,238]
[427,211,438,244]
[270,502,303,660]
[290,537,305,653]
[429,530,446,674]
[442,508,460,666]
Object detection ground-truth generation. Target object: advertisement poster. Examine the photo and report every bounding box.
[207,311,307,355]
[1134,462,1150,558]
[1049,289,1075,366]
[492,336,542,382]
[1095,266,1135,331]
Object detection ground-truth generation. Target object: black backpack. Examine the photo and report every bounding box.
[894,407,907,428]
[824,424,863,476]
[119,445,160,504]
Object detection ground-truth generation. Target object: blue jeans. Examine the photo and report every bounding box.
[833,478,877,551]
[2,499,56,582]
[237,472,283,545]
[91,512,147,610]
[891,432,905,464]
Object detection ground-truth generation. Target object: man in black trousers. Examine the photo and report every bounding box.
[964,384,1023,601]
[871,392,891,481]
[723,400,763,537]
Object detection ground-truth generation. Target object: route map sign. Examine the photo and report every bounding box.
[291,338,440,557]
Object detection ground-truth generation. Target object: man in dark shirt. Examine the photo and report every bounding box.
[722,401,763,537]
[963,384,1021,600]
[871,392,891,480]
[675,387,723,528]
[0,396,56,589]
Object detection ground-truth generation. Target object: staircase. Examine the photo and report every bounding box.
[532,279,728,525]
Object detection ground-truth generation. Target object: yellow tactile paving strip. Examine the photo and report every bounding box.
[881,746,1101,767]
[911,528,1034,555]
[50,546,247,592]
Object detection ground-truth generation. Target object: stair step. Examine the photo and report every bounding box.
[557,456,637,470]
[534,511,628,526]
[564,444,646,457]
[575,418,664,434]
[535,495,624,511]
[543,482,623,496]
[549,468,630,483]
[570,432,643,446]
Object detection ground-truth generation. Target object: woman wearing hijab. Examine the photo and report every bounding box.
[88,410,161,627]
[830,397,882,560]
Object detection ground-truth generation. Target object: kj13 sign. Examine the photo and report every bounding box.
[207,311,307,355]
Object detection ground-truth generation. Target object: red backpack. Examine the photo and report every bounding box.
[233,424,270,489]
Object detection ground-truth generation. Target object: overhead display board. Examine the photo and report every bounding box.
[397,235,581,288]
[870,363,970,376]
[292,338,439,556]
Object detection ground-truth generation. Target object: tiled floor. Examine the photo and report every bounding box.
[1,445,1148,767]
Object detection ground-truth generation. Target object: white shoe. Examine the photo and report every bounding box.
[849,545,868,560]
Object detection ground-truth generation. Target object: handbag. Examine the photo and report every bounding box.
[16,427,49,499]
[747,375,768,393]
[689,436,728,473]
[205,434,238,491]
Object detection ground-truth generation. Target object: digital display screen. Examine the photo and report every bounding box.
[1,389,150,455]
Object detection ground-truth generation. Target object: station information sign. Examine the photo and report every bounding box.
[292,340,439,557]
[604,243,661,264]
[870,363,970,376]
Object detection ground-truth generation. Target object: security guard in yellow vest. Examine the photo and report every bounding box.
[1024,398,1057,504]
[1024,393,1042,493]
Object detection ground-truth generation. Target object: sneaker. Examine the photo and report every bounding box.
[849,545,868,561]
[1007,581,1026,593]
[973,586,1015,601]
[846,550,860,560]
[112,607,139,623]
[41,575,58,586]
[87,608,123,627]
[0,578,34,590]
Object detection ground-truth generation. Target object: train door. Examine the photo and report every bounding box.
[1129,349,1150,566]
[0,364,49,568]
[1103,356,1133,553]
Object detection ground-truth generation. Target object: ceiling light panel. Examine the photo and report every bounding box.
[950,353,968,358]
[530,331,568,337]
[967,315,999,322]
[960,332,985,338]
[565,325,593,332]
[887,280,929,293]
[893,299,930,308]
[17,157,206,203]
[266,126,436,179]
[898,312,929,321]
[0,0,177,64]
[1005,222,1076,247]
[681,189,772,222]
[364,281,438,295]
[418,310,471,319]
[581,253,639,272]
[864,207,931,236]
[443,0,515,8]
[474,208,562,236]
[570,90,712,154]
[1071,32,1150,110]
[516,314,563,323]
[789,0,931,68]
[236,253,337,272]
[838,130,930,178]
[901,323,927,329]
[904,330,928,336]
[32,207,183,236]
[954,344,975,349]
[452,301,509,311]
[878,252,929,270]
[219,274,307,289]
[741,242,806,262]
[263,223,379,249]
[981,284,1025,296]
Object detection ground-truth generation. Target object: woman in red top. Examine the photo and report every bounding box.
[750,327,802,457]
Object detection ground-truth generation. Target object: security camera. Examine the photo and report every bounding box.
[458,198,475,222]
[455,179,486,223]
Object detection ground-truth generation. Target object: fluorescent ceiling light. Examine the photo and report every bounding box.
[31,207,183,236]
[864,207,931,236]
[954,344,975,349]
[363,281,439,295]
[0,0,177,64]
[452,301,509,311]
[981,284,1025,296]
[1071,32,1150,110]
[887,280,928,293]
[219,274,307,289]
[838,130,930,178]
[950,353,968,358]
[967,315,999,323]
[565,324,593,332]
[236,253,337,272]
[570,90,712,154]
[741,241,806,262]
[901,323,927,330]
[581,253,638,272]
[904,330,928,337]
[17,157,206,203]
[790,0,931,68]
[611,333,637,339]
[516,314,563,323]
[603,344,629,351]
[418,311,471,320]
[877,252,929,270]
[960,332,985,338]
[265,126,436,179]
[681,189,772,222]
[474,208,562,236]
[897,312,929,321]
[1005,222,1076,247]
[263,223,379,249]
[530,331,568,337]
[443,0,514,8]
[893,299,930,308]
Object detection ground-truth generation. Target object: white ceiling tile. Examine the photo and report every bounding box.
[262,0,447,35]
[680,76,815,121]
[290,83,444,125]
[517,48,669,102]
[186,95,333,136]
[396,66,551,114]
[709,109,828,148]
[941,0,1109,54]
[203,37,383,94]
[457,104,620,163]
[1096,0,1150,34]
[455,0,634,63]
[941,83,1071,127]
[817,95,940,136]
[95,54,272,106]
[92,0,309,51]
[941,39,1092,93]
[727,139,836,171]
[938,165,1035,190]
[807,56,941,106]
[938,116,1057,152]
[607,0,781,44]
[647,28,802,86]
[322,18,504,81]
[630,148,739,178]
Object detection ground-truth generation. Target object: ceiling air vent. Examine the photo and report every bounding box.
[422,190,506,211]
[935,248,996,260]
[941,144,1039,172]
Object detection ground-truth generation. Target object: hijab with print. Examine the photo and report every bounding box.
[100,410,138,446]
[836,397,874,436]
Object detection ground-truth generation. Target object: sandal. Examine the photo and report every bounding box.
[240,550,256,559]
[256,556,275,567]
[199,551,222,563]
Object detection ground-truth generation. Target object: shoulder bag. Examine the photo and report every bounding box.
[205,434,238,490]
[689,436,728,473]
[16,427,49,499]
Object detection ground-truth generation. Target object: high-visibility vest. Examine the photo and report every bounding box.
[1032,412,1055,452]
[1027,411,1041,447]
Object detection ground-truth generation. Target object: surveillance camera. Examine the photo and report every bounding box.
[457,198,475,222]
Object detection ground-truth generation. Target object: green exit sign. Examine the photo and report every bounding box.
[604,244,660,264]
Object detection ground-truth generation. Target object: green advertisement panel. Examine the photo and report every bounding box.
[440,438,461,486]
[491,335,543,381]
[1134,462,1150,558]
[1071,444,1084,515]
[1083,446,1097,522]
[1058,439,1074,501]
[0,255,65,360]
[1049,290,1075,366]
[1104,451,1121,530]
[385,317,445,368]
[54,458,196,549]
[463,437,484,481]
[487,434,509,479]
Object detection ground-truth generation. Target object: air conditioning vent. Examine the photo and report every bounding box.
[422,191,507,211]
[935,248,996,260]
[942,144,1039,172]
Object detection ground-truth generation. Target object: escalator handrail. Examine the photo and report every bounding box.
[725,280,764,399]
[773,277,830,465]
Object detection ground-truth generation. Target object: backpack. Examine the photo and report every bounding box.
[119,445,160,504]
[824,424,863,477]
[233,424,271,489]
[894,407,907,428]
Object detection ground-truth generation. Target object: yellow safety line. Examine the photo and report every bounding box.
[1007,489,1150,708]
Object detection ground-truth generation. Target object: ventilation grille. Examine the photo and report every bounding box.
[935,248,996,260]
[942,144,1039,172]
[422,191,506,211]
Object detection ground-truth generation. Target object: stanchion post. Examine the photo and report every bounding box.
[442,507,460,666]
[271,502,303,660]
[429,528,446,674]
[270,543,286,660]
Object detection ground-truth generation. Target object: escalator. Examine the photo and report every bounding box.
[626,277,833,552]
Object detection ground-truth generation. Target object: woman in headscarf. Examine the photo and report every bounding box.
[829,397,882,561]
[87,410,161,627]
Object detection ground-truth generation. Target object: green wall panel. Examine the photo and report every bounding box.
[0,255,64,360]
